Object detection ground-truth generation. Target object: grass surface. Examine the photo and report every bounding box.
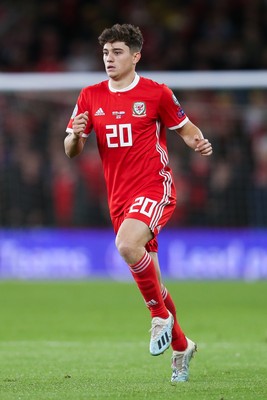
[0,280,266,400]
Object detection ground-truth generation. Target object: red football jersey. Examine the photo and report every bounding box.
[66,74,189,218]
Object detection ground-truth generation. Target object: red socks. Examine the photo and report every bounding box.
[129,252,169,319]
[161,286,187,351]
[129,251,187,352]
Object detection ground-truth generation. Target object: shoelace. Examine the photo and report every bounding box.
[172,354,184,370]
[150,317,166,339]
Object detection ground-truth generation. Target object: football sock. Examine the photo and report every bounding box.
[161,286,187,351]
[129,251,169,319]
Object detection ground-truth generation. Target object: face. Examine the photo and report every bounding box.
[103,41,141,81]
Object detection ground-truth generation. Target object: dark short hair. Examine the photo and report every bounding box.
[98,23,143,52]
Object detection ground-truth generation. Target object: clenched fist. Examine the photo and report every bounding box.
[73,111,89,138]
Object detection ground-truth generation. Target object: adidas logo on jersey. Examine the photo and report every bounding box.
[95,108,105,116]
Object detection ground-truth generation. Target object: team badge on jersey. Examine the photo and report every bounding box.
[132,102,146,117]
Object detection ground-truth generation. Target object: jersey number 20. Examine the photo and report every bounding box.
[106,124,132,148]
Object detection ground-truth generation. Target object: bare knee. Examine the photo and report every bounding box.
[115,219,152,264]
[115,236,135,262]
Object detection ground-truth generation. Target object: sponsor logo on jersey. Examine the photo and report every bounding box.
[112,111,125,119]
[132,102,146,117]
[94,107,105,116]
[172,93,180,106]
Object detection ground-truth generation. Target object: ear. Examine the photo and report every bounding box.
[133,52,141,65]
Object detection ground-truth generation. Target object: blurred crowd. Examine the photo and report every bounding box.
[1,0,267,72]
[1,0,267,228]
[1,88,267,229]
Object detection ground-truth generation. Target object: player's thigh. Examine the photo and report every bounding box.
[116,218,153,248]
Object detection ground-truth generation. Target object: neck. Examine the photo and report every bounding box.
[109,71,136,91]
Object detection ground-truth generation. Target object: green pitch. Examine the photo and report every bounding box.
[0,280,266,400]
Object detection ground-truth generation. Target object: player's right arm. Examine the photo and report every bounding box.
[64,112,88,158]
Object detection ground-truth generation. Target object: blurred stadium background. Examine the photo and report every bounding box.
[0,0,267,280]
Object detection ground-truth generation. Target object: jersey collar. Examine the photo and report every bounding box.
[108,73,140,92]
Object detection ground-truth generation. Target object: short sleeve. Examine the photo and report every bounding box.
[66,88,93,137]
[158,85,189,130]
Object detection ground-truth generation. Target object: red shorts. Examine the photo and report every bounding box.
[111,192,176,253]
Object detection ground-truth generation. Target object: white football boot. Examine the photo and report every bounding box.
[149,311,174,356]
[171,337,197,383]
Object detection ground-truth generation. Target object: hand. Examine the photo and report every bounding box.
[72,111,89,138]
[194,135,213,156]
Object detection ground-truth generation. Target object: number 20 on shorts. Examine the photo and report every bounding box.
[129,196,157,217]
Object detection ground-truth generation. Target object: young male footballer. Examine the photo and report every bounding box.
[64,23,213,383]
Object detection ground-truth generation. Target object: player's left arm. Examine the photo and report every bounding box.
[175,120,213,156]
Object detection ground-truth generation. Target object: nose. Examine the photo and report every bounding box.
[106,52,114,62]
